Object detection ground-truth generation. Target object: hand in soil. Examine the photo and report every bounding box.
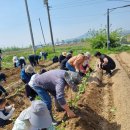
[67,109,76,118]
[12,104,15,108]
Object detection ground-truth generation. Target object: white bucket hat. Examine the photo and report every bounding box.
[18,100,52,129]
[28,100,52,128]
[84,52,91,58]
[25,65,35,74]
[64,71,82,92]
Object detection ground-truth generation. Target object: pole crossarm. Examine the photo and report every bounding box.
[109,4,130,11]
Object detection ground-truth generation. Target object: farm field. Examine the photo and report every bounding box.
[0,51,130,130]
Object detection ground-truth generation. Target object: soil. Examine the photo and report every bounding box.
[1,52,130,130]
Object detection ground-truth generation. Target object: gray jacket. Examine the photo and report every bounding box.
[29,70,67,105]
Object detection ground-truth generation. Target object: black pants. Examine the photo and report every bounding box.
[29,60,36,66]
[102,63,116,74]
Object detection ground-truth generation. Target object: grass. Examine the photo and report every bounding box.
[1,42,130,68]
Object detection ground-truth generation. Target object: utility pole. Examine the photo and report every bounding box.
[106,4,130,49]
[39,18,46,45]
[107,9,110,49]
[24,0,36,54]
[44,0,55,53]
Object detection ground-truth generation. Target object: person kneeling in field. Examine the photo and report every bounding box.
[94,51,116,77]
[79,52,93,76]
[66,52,91,72]
[0,98,15,127]
[12,100,54,130]
[28,70,82,124]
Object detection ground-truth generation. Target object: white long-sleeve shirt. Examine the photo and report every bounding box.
[0,106,15,120]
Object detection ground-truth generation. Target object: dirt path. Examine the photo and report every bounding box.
[110,52,130,130]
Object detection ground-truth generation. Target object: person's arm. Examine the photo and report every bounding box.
[0,108,15,120]
[55,79,76,118]
[0,85,7,93]
[5,105,14,112]
[102,58,108,66]
[61,104,76,118]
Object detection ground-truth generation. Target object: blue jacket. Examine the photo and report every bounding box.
[20,69,33,84]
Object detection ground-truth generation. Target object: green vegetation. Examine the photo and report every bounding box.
[68,73,90,108]
[1,28,130,68]
[88,28,121,49]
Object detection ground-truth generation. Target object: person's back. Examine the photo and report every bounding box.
[28,55,36,66]
[60,54,72,70]
[12,100,53,130]
[52,56,59,63]
[100,54,115,66]
[68,54,84,66]
[60,58,68,70]
[59,55,66,63]
[19,57,26,69]
[20,69,30,84]
[20,66,35,84]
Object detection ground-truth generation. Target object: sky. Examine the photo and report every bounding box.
[0,0,130,48]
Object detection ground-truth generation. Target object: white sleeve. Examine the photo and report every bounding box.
[0,108,15,120]
[5,106,12,111]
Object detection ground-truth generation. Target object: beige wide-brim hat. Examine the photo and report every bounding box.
[62,52,67,56]
[84,52,91,58]
[25,65,35,74]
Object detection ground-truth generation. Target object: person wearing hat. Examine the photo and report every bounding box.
[0,73,8,97]
[60,52,72,70]
[0,98,15,127]
[28,69,82,119]
[59,52,67,63]
[12,100,54,130]
[79,52,93,76]
[20,65,35,84]
[94,51,116,77]
[66,52,90,72]
[12,56,19,68]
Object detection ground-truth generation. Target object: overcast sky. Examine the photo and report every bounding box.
[0,0,130,48]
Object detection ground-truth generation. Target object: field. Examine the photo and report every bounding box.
[1,43,130,130]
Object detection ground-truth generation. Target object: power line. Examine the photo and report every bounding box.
[107,0,130,2]
[51,0,104,10]
[52,0,97,7]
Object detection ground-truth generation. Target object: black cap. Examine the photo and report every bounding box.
[94,51,101,57]
[69,50,73,54]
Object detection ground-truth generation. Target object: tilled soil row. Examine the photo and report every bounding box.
[110,53,130,130]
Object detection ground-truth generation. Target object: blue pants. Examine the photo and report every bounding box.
[33,86,52,111]
[66,62,75,72]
